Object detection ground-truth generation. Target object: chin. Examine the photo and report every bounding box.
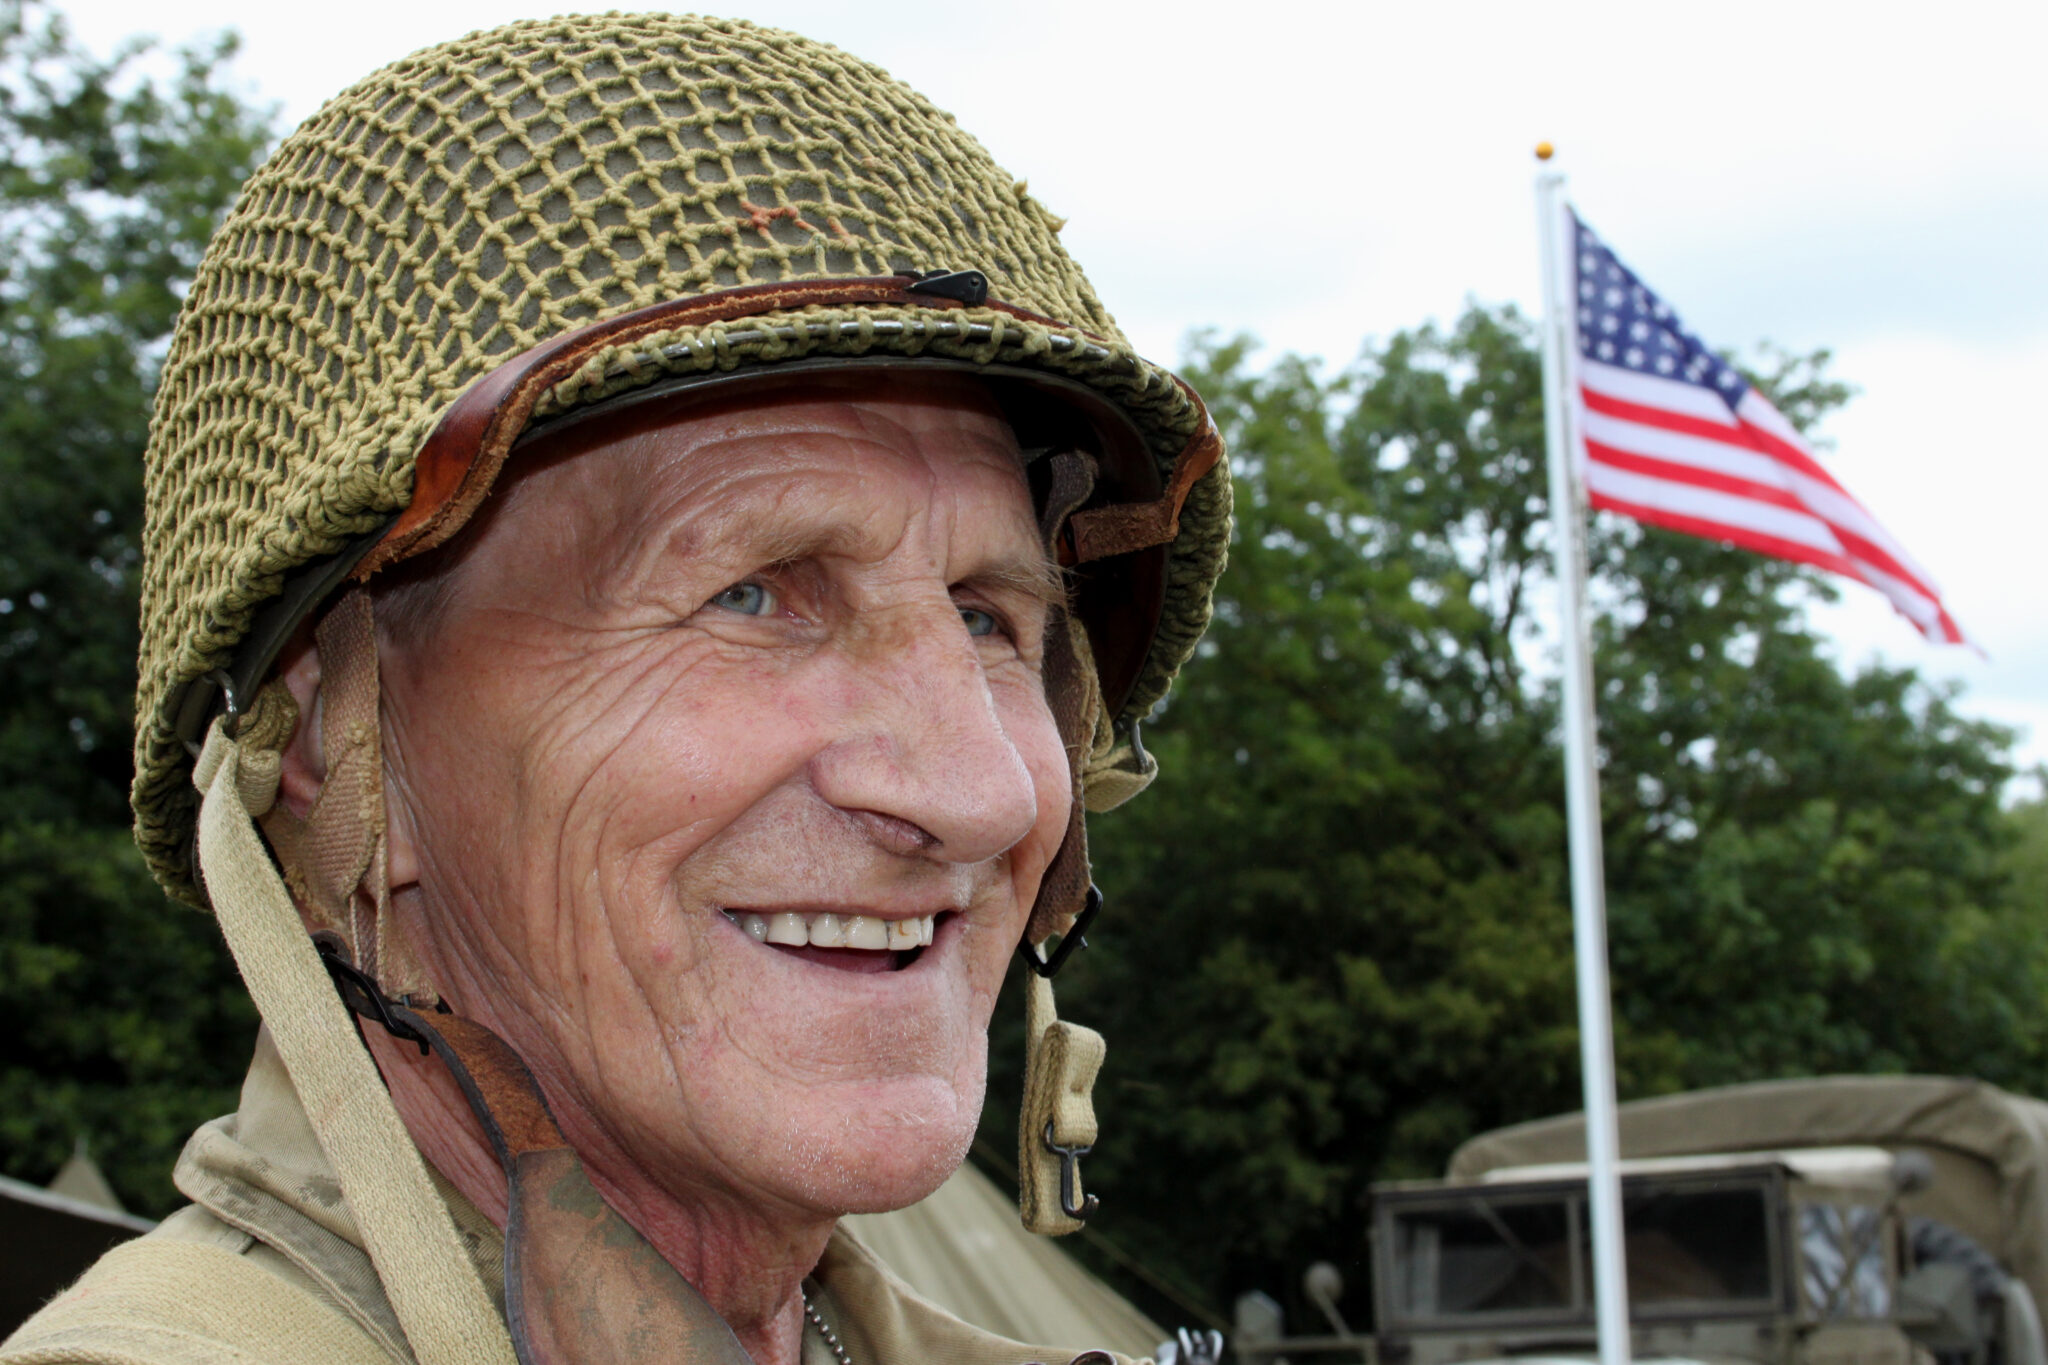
[759,1067,987,1217]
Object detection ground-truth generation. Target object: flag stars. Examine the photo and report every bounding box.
[1571,215,1752,403]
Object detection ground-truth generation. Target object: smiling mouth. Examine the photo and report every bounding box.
[721,910,946,973]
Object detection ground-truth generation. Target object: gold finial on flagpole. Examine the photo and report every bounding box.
[1535,141,1556,161]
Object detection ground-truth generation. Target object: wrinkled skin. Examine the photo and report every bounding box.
[276,374,1072,1365]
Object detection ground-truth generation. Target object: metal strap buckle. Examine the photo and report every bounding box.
[1016,884,1101,980]
[1041,1119,1100,1220]
[316,939,444,1055]
[203,668,245,738]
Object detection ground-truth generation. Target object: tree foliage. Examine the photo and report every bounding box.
[2004,790,2048,921]
[0,4,2036,1332]
[0,0,271,1213]
[984,307,2038,1325]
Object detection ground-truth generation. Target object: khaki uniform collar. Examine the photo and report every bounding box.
[175,1029,1142,1365]
[807,1234,1138,1365]
[172,1026,502,1361]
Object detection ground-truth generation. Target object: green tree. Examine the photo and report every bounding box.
[1580,346,2030,1086]
[2,3,2033,1325]
[0,0,272,1213]
[987,304,2036,1323]
[2001,784,2048,916]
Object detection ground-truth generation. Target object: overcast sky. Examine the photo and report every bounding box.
[76,0,2048,780]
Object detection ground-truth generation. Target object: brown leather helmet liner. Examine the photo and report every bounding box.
[169,276,1220,771]
[350,275,1219,722]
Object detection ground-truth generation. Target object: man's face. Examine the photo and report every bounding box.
[376,373,1071,1219]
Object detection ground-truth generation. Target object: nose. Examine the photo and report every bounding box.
[807,598,1047,867]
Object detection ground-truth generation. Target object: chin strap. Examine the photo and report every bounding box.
[258,587,437,1001]
[1018,966,1106,1236]
[1016,481,1113,1235]
[193,716,515,1364]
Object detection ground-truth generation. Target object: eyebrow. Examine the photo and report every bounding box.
[958,551,1071,613]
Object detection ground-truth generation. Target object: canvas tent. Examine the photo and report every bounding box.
[1447,1075,2048,1312]
[843,1160,1166,1357]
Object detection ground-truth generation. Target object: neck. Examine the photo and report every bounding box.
[364,1022,830,1365]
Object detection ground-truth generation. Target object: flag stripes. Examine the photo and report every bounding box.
[1568,212,1966,645]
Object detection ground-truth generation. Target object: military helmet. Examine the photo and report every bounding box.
[134,12,1231,910]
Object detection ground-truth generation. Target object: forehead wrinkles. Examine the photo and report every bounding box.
[565,411,1039,593]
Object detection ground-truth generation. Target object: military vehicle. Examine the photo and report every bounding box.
[1236,1077,2048,1365]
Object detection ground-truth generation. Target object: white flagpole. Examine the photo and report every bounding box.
[1534,146,1633,1365]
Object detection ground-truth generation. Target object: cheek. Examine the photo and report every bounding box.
[1000,680,1075,899]
[577,658,828,857]
[390,633,834,954]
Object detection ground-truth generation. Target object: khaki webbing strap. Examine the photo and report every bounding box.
[1037,450,1098,551]
[1018,971,1105,1237]
[260,589,434,1000]
[194,719,515,1364]
[1017,525,1109,1237]
[1026,576,1105,946]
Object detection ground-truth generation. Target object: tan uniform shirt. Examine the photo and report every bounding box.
[0,1032,1142,1365]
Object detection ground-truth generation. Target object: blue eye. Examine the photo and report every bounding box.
[960,607,1000,638]
[710,581,776,616]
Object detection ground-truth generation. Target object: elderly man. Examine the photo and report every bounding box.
[2,14,1228,1365]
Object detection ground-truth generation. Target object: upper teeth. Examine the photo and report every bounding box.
[726,910,935,951]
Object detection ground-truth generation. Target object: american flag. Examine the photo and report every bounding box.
[1569,211,1967,646]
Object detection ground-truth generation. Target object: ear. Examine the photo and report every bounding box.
[275,624,324,821]
[272,603,422,897]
